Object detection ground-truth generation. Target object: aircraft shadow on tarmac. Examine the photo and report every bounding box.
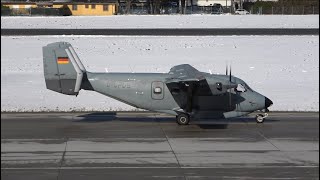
[73,112,280,129]
[74,112,175,123]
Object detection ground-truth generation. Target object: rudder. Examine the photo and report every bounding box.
[43,42,86,95]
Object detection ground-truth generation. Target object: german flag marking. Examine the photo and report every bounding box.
[57,57,69,64]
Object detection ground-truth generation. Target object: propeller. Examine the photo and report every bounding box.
[226,64,242,112]
[226,65,228,76]
[229,65,232,82]
[226,64,232,110]
[229,66,232,110]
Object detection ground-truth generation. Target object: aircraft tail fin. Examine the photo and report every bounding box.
[42,42,86,95]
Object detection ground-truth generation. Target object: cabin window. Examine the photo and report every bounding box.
[72,5,77,10]
[216,82,222,91]
[154,87,162,94]
[85,4,89,8]
[91,4,96,9]
[103,5,109,11]
[236,84,246,92]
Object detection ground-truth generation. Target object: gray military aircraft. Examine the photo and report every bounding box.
[43,42,273,125]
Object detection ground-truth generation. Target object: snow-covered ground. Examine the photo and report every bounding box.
[1,35,318,112]
[1,15,319,29]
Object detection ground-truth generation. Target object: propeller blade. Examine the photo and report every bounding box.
[229,91,231,109]
[229,77,231,109]
[229,65,232,82]
[226,65,228,75]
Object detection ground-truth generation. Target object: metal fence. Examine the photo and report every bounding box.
[117,5,319,15]
[1,5,319,16]
[118,5,230,15]
[249,6,319,15]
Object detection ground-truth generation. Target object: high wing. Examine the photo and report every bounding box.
[166,64,205,83]
[165,64,236,95]
[165,64,237,113]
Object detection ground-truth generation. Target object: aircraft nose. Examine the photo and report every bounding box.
[265,97,273,108]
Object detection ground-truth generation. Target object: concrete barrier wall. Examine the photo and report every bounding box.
[1,15,319,29]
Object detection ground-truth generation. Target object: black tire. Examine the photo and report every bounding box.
[256,114,264,123]
[176,114,190,125]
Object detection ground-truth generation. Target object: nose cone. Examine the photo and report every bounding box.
[265,97,273,108]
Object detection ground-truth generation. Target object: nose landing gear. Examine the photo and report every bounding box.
[256,113,268,123]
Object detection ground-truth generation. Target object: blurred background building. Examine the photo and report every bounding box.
[1,0,318,16]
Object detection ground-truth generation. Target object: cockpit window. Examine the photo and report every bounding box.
[235,78,253,92]
[235,84,246,92]
[243,82,253,91]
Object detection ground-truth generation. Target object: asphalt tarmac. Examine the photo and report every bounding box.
[1,112,319,180]
[1,28,319,36]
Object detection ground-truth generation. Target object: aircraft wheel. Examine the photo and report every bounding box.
[176,114,190,125]
[256,114,264,123]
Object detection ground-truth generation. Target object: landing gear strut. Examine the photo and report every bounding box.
[176,114,190,125]
[255,113,268,123]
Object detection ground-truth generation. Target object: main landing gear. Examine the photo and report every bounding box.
[176,114,190,125]
[255,113,268,123]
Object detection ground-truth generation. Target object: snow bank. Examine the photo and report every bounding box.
[1,35,319,112]
[1,15,318,29]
